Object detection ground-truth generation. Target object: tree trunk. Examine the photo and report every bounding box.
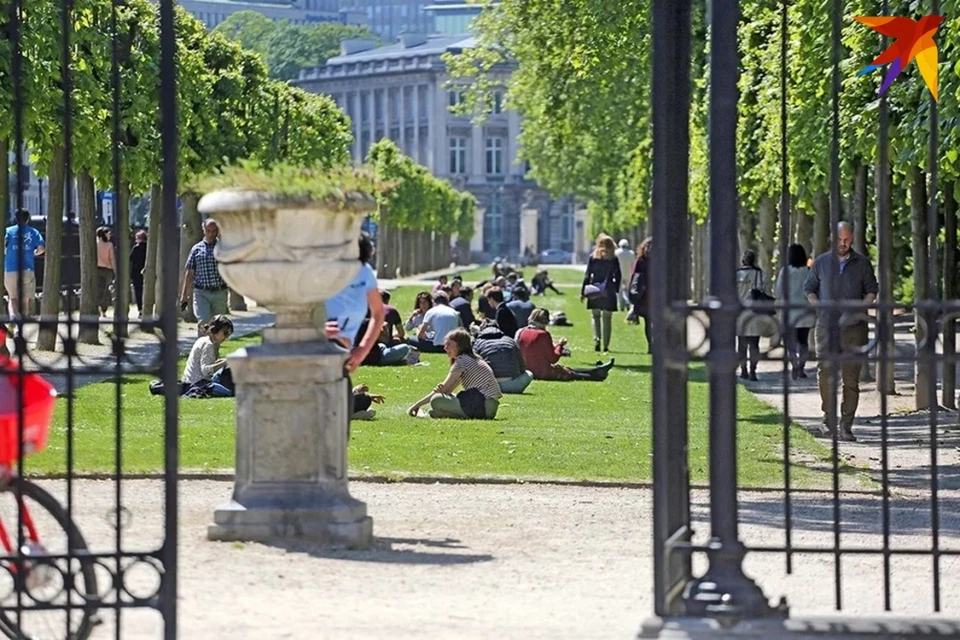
[853,163,868,254]
[796,207,813,257]
[113,184,131,338]
[738,205,755,258]
[757,196,776,279]
[812,191,830,257]
[179,192,202,324]
[77,171,100,344]
[37,147,66,351]
[874,163,896,394]
[911,169,931,410]
[142,185,160,319]
[229,289,247,311]
[376,206,390,279]
[943,182,957,409]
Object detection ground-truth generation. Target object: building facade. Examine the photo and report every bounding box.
[179,0,348,30]
[339,0,434,40]
[296,34,578,261]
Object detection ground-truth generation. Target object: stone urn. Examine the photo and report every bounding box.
[199,189,377,548]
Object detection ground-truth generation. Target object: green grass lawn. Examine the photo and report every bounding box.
[23,285,842,488]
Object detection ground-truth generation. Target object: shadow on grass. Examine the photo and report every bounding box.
[266,536,495,566]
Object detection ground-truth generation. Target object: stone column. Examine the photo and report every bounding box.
[471,123,484,179]
[507,109,522,177]
[351,92,362,163]
[384,87,393,142]
[412,85,421,163]
[472,206,485,256]
[425,82,436,172]
[367,90,376,152]
[203,191,375,548]
[398,85,407,154]
[520,205,539,255]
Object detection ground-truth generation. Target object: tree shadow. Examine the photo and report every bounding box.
[266,535,495,566]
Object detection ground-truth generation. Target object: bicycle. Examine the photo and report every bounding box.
[0,360,100,640]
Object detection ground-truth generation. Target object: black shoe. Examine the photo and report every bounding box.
[595,341,601,352]
[791,367,799,380]
[739,369,748,379]
[817,423,835,438]
[798,369,808,379]
[749,371,758,381]
[839,427,857,442]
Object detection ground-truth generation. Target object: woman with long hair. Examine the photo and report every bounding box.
[627,237,653,353]
[580,233,622,352]
[404,291,434,335]
[776,243,815,379]
[407,329,502,419]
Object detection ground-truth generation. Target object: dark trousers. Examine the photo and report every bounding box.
[407,337,445,353]
[816,324,869,430]
[738,336,761,372]
[132,275,144,313]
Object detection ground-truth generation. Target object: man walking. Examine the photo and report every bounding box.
[615,239,636,312]
[180,218,228,332]
[804,221,878,442]
[4,209,45,316]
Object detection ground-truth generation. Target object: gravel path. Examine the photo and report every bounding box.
[15,479,959,639]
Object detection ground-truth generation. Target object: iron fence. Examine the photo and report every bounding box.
[0,0,180,635]
[650,0,958,627]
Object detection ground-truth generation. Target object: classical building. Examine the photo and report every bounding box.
[179,0,352,30]
[296,33,581,261]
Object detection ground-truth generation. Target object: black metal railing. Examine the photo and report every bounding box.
[0,0,180,634]
[649,0,956,626]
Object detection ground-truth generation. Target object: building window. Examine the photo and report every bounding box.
[483,191,503,255]
[492,91,503,114]
[485,137,504,175]
[447,90,464,110]
[449,137,467,174]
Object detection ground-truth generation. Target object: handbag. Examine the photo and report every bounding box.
[747,268,776,316]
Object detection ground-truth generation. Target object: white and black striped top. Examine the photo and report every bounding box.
[452,355,503,401]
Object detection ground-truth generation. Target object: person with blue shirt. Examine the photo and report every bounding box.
[4,209,45,316]
[325,233,386,374]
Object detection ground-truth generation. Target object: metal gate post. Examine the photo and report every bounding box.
[681,0,780,619]
[650,0,693,617]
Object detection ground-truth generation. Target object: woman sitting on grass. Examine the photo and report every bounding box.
[182,314,234,397]
[404,291,434,337]
[516,309,614,382]
[407,329,502,420]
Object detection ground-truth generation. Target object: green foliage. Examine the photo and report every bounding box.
[367,139,475,237]
[214,12,379,81]
[193,159,382,203]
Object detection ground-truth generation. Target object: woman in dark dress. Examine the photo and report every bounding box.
[580,234,622,352]
[628,237,652,353]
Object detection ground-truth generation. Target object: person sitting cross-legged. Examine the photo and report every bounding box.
[516,309,614,382]
[473,319,533,394]
[182,315,235,397]
[352,384,385,420]
[407,329,502,419]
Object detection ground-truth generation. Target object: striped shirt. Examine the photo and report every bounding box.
[452,355,503,401]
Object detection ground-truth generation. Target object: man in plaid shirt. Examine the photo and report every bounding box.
[180,218,229,332]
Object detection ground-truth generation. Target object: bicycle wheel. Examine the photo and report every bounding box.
[0,478,99,640]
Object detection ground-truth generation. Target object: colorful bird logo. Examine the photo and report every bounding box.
[855,15,945,101]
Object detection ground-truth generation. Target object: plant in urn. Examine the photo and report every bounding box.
[196,163,381,547]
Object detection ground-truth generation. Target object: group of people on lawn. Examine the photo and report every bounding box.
[177,223,655,422]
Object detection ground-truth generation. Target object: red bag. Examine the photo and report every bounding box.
[0,356,56,465]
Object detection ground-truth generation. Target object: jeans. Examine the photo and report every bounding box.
[407,337,445,353]
[591,309,613,350]
[379,343,410,365]
[498,371,533,394]
[209,370,234,398]
[193,288,229,326]
[567,360,614,381]
[428,393,499,419]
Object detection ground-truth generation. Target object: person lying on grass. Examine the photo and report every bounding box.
[407,329,502,420]
[516,309,614,382]
[182,314,234,398]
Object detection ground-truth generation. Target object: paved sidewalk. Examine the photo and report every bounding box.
[30,479,960,639]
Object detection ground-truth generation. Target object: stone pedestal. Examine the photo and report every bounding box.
[207,340,373,548]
